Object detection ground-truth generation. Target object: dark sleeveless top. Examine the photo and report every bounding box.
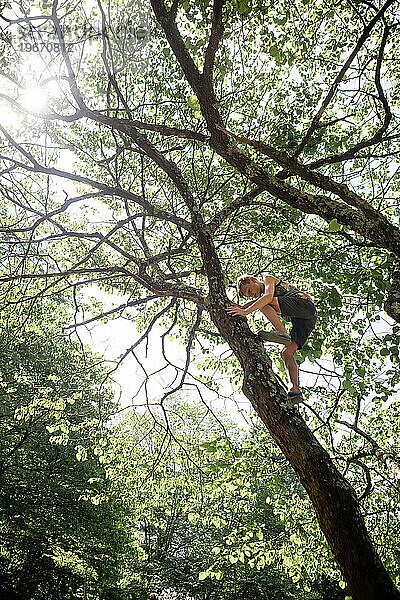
[273,279,309,300]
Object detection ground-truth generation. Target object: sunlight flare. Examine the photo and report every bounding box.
[19,86,48,113]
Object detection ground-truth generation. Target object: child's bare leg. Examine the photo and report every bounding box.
[280,342,300,392]
[260,301,289,335]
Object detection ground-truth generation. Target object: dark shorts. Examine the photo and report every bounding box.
[277,297,317,350]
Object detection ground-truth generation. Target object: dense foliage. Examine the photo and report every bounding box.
[0,307,122,599]
[104,402,349,599]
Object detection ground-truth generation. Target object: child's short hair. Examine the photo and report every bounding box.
[237,274,253,298]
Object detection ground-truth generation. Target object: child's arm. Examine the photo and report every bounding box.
[237,300,255,309]
[228,300,256,311]
[241,278,274,314]
[226,277,274,316]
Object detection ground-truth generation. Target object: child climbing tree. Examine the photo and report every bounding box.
[0,0,400,598]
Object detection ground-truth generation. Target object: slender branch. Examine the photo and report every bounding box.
[338,420,400,480]
[0,265,205,305]
[160,306,204,403]
[353,459,373,501]
[0,125,193,232]
[0,191,105,234]
[0,93,84,122]
[106,298,178,379]
[51,3,88,111]
[126,120,208,142]
[4,429,31,461]
[62,295,162,330]
[0,266,132,282]
[302,24,393,170]
[293,0,396,158]
[96,0,134,119]
[208,185,265,232]
[306,132,400,170]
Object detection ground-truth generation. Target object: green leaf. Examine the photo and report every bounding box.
[328,218,341,232]
[269,44,280,60]
[329,287,342,307]
[269,44,281,62]
[229,554,239,564]
[187,94,200,111]
[199,570,210,580]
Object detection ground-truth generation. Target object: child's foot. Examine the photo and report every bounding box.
[287,390,303,404]
[258,330,291,346]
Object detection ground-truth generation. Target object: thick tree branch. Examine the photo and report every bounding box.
[215,141,400,256]
[216,124,379,214]
[150,0,203,95]
[84,111,202,222]
[203,0,226,86]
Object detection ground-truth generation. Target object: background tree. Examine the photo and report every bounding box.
[0,302,123,599]
[1,0,400,598]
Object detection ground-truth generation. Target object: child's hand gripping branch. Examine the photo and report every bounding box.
[226,274,317,401]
